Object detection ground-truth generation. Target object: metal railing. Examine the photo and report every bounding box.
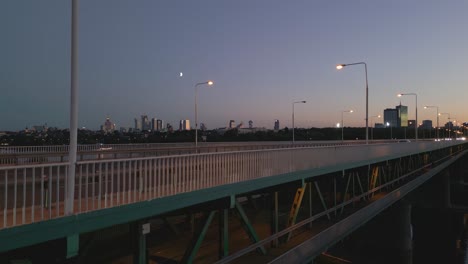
[0,140,417,166]
[0,140,463,229]
[0,140,393,154]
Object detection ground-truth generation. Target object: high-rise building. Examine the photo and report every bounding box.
[134,118,141,130]
[274,120,280,130]
[396,104,408,128]
[141,115,150,131]
[229,120,236,129]
[102,117,116,133]
[383,108,398,127]
[151,118,157,131]
[156,119,163,131]
[179,120,191,131]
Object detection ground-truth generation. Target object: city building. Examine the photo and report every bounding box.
[421,120,433,129]
[248,120,253,129]
[408,120,416,128]
[102,117,115,133]
[141,115,150,131]
[274,120,280,131]
[383,108,398,127]
[157,119,163,131]
[151,118,157,131]
[229,120,236,129]
[134,118,141,131]
[375,123,385,128]
[396,104,408,127]
[179,120,191,131]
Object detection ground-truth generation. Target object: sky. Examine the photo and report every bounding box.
[1,0,467,131]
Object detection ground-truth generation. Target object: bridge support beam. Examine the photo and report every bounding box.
[181,211,216,264]
[132,222,149,264]
[235,201,267,255]
[219,209,229,259]
[66,233,79,259]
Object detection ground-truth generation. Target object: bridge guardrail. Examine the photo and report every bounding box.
[0,140,464,230]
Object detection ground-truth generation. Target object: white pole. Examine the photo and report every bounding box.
[67,0,79,215]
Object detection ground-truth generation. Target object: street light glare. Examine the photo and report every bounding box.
[397,94,403,97]
[207,81,214,86]
[336,64,344,70]
[350,110,354,113]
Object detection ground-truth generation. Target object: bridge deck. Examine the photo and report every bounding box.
[0,140,465,260]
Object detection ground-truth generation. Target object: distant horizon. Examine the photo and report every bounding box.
[2,1,467,131]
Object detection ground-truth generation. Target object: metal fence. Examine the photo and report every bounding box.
[0,140,386,155]
[0,140,462,229]
[0,141,376,166]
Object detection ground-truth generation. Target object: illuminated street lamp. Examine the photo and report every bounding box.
[341,110,354,141]
[370,115,381,140]
[386,121,393,139]
[195,80,214,147]
[398,93,418,141]
[424,105,439,139]
[336,62,369,144]
[292,100,307,144]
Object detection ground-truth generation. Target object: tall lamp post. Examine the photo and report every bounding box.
[370,115,381,140]
[194,80,214,147]
[336,62,369,144]
[67,0,79,215]
[398,93,418,141]
[341,110,353,141]
[292,100,307,144]
[424,105,439,139]
[386,122,393,139]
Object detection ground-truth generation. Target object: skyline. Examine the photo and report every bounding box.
[1,1,467,131]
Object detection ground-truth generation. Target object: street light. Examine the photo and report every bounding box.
[386,121,393,139]
[398,93,418,141]
[194,80,214,147]
[424,105,439,139]
[341,110,353,141]
[292,100,307,144]
[336,62,369,144]
[370,115,381,140]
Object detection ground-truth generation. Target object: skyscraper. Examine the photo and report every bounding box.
[179,120,191,130]
[396,104,408,128]
[274,120,280,130]
[156,119,163,131]
[141,115,150,131]
[134,118,141,130]
[151,118,157,131]
[384,108,398,127]
[102,117,115,133]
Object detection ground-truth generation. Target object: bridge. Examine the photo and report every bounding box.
[1,140,468,263]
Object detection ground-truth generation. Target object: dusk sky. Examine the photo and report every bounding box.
[1,0,467,131]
